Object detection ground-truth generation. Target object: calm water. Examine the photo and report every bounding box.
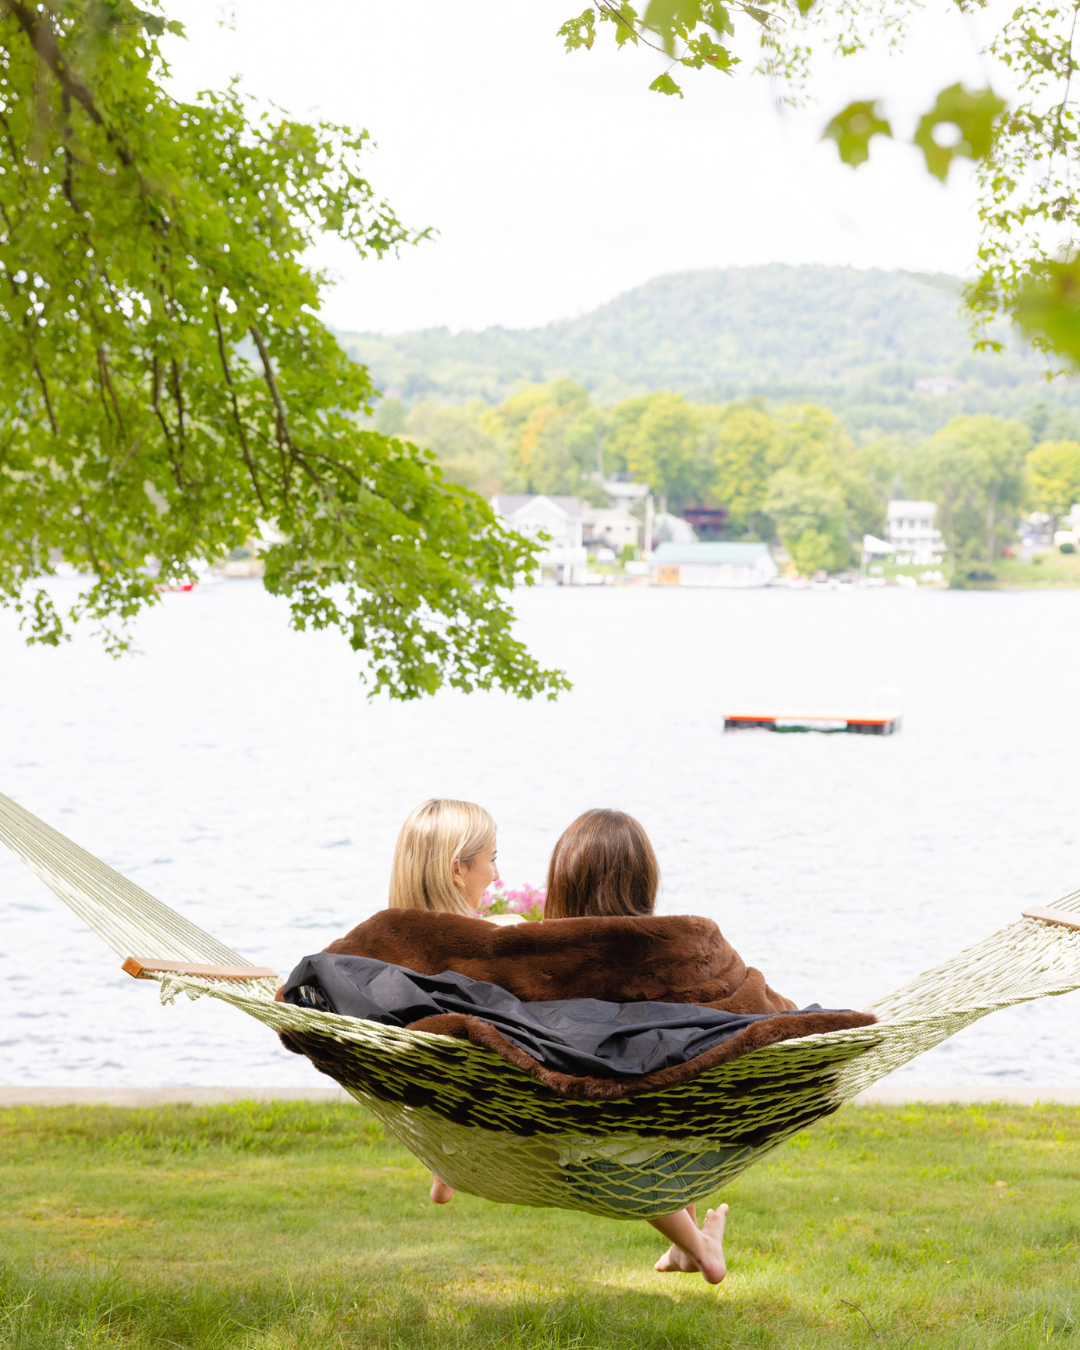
[2,578,1079,1086]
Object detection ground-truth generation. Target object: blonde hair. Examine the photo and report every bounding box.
[388,798,496,916]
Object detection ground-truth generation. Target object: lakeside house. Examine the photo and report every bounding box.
[885,500,945,564]
[1054,503,1080,548]
[650,541,778,588]
[653,512,698,546]
[491,494,588,584]
[582,506,640,554]
[913,376,963,395]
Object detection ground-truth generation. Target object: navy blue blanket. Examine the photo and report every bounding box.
[282,952,847,1079]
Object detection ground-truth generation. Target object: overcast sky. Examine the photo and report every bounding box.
[164,0,1001,334]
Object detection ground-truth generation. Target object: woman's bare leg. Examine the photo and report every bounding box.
[648,1204,728,1284]
[654,1205,698,1272]
[430,1172,455,1204]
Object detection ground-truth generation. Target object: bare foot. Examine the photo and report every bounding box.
[654,1243,698,1273]
[695,1205,728,1285]
[430,1174,455,1204]
[647,1202,727,1284]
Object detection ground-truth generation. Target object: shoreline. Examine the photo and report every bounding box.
[3,1084,1080,1107]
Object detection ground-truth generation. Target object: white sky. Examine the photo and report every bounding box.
[164,0,1001,333]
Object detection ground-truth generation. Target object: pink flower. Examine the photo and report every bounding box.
[478,883,546,920]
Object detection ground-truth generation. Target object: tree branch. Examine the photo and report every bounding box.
[249,321,295,498]
[1,0,135,166]
[110,351,162,484]
[32,357,58,435]
[168,358,187,490]
[214,309,266,511]
[249,323,292,446]
[96,345,126,440]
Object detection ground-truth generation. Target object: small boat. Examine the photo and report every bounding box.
[724,709,901,736]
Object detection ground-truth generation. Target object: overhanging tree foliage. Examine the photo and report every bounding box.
[0,0,568,701]
[559,1,1080,363]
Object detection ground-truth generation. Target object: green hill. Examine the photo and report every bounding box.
[339,265,1077,435]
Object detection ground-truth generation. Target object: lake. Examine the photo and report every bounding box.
[2,577,1079,1086]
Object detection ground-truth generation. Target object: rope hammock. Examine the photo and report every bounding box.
[4,789,1080,1221]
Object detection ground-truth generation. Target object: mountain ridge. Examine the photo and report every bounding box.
[338,264,1066,435]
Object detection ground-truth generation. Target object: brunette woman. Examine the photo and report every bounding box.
[545,808,729,1285]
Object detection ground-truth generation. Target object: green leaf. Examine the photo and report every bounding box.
[1014,262,1080,366]
[822,100,892,167]
[642,0,701,53]
[684,32,736,70]
[649,70,685,96]
[557,8,596,51]
[914,83,1006,181]
[608,3,641,48]
[704,2,734,37]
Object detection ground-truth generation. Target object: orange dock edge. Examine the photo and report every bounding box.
[724,711,901,736]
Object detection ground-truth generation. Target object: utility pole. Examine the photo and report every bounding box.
[643,492,654,562]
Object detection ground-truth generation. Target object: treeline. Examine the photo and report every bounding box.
[374,382,1080,574]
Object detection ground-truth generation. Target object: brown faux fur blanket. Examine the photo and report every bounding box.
[277,910,876,1100]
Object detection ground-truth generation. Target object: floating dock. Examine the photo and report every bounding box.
[724,710,901,736]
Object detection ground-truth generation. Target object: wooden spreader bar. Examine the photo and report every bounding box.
[1021,906,1080,933]
[122,956,279,982]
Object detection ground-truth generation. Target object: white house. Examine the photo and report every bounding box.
[651,541,778,588]
[914,377,963,395]
[653,513,698,545]
[885,500,945,564]
[582,506,640,554]
[491,495,588,584]
[602,479,650,505]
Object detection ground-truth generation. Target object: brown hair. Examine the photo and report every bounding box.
[544,808,659,919]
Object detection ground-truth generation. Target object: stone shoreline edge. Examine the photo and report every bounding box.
[1,1086,1079,1107]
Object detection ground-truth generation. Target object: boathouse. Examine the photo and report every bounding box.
[651,541,778,588]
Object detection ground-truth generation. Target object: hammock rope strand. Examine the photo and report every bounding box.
[0,791,245,965]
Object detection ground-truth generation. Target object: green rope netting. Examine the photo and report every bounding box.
[3,790,1080,1219]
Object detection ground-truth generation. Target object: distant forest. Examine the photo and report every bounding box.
[365,380,1080,575]
[339,265,1080,438]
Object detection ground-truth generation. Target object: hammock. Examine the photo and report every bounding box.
[3,789,1080,1221]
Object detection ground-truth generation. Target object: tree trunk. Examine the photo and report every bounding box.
[986,483,1000,562]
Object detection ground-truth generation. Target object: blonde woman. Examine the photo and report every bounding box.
[389,797,521,924]
[388,798,519,1203]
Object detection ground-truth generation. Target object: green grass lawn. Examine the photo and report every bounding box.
[873,552,1080,588]
[989,553,1080,587]
[1,1100,1078,1349]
